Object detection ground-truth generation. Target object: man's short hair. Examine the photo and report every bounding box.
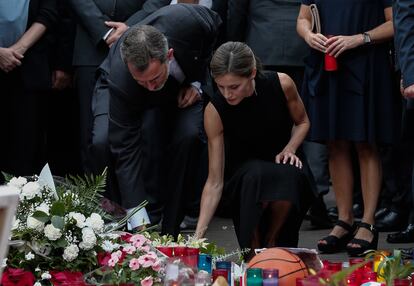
[120,25,169,71]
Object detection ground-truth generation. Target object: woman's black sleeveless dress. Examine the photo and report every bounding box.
[210,71,314,249]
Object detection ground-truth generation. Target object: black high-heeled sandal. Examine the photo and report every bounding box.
[346,222,378,257]
[317,220,356,254]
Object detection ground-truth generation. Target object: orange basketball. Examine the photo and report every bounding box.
[247,248,308,286]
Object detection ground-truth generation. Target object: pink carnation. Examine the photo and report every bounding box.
[140,245,150,252]
[123,245,137,255]
[107,257,118,267]
[129,258,140,270]
[151,260,162,272]
[138,254,155,268]
[130,234,147,248]
[141,276,153,286]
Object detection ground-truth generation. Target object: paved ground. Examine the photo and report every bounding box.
[188,192,413,262]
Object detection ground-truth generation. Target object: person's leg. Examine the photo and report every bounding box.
[348,143,382,248]
[263,201,292,247]
[319,140,354,246]
[161,101,204,236]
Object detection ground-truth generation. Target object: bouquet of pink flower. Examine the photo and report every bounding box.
[85,233,164,286]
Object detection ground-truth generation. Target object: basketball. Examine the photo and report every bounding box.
[247,248,308,286]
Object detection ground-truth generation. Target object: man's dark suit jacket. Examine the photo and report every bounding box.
[394,0,414,109]
[68,0,171,66]
[99,4,221,208]
[227,0,307,67]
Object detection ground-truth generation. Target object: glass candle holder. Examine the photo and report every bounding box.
[246,268,263,286]
[262,269,278,286]
[185,247,200,268]
[198,254,212,273]
[216,261,232,283]
[327,262,342,273]
[173,246,187,257]
[212,269,229,283]
[195,271,211,286]
[157,246,174,257]
[393,278,411,286]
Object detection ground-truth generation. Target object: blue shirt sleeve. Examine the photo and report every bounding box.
[302,0,314,5]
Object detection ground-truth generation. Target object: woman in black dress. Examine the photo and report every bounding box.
[297,0,398,256]
[195,42,313,256]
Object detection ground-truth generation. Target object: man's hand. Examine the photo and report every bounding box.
[177,86,202,108]
[0,47,24,73]
[52,70,72,90]
[304,32,328,53]
[105,21,129,47]
[403,83,414,98]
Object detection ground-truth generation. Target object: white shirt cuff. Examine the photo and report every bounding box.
[103,28,114,41]
[126,207,151,230]
[191,81,203,95]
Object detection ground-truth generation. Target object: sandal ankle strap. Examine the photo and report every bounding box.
[336,220,354,233]
[358,222,376,233]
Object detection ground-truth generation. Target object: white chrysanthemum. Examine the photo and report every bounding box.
[21,181,41,200]
[68,212,86,228]
[44,224,62,241]
[101,240,120,252]
[34,282,42,286]
[79,227,96,250]
[41,271,51,280]
[2,258,7,268]
[8,176,27,188]
[25,252,35,260]
[36,203,50,215]
[85,213,104,233]
[27,216,45,232]
[62,244,79,262]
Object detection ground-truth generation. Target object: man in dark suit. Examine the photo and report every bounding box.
[386,0,414,243]
[67,0,171,175]
[93,4,221,235]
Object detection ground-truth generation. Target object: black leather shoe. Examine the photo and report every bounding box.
[399,247,414,259]
[375,210,406,232]
[327,206,339,220]
[347,222,378,257]
[387,224,414,243]
[353,203,364,219]
[375,207,390,220]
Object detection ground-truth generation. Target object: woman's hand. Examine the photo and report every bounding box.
[304,31,328,53]
[0,47,24,73]
[275,151,303,169]
[325,35,364,57]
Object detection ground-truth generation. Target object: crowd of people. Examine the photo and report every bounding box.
[1,0,413,258]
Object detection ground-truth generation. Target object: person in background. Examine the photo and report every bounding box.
[195,42,314,259]
[92,4,221,235]
[297,0,400,256]
[387,0,414,244]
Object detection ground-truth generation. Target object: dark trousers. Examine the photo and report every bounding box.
[140,103,205,236]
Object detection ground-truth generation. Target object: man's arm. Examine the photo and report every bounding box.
[394,0,414,97]
[67,0,112,47]
[226,0,249,41]
[195,103,225,238]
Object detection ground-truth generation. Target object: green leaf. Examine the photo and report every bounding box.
[55,238,68,248]
[51,215,65,229]
[50,202,66,216]
[32,210,50,223]
[1,171,14,182]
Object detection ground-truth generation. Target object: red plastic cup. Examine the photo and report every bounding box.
[324,35,338,71]
[156,246,174,257]
[327,262,342,272]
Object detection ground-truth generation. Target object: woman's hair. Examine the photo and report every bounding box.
[210,41,262,78]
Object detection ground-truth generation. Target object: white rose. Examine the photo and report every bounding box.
[36,203,50,215]
[41,271,51,280]
[44,224,62,241]
[2,258,7,268]
[85,213,104,233]
[79,227,96,250]
[62,244,79,262]
[68,212,86,228]
[34,282,42,286]
[27,216,45,232]
[8,176,27,188]
[25,252,35,260]
[21,181,41,200]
